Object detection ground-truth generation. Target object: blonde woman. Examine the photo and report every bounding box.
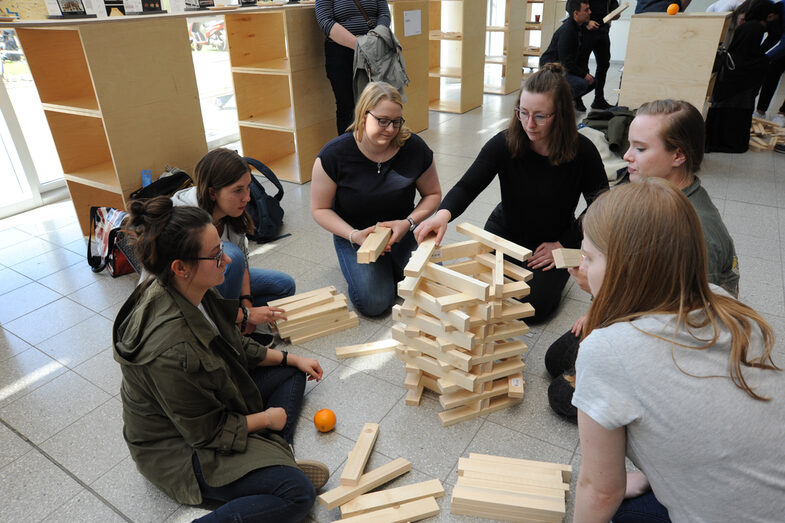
[573,178,783,522]
[311,82,441,316]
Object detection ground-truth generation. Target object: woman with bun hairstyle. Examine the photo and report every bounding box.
[572,178,783,522]
[415,63,608,323]
[172,148,295,346]
[113,197,327,522]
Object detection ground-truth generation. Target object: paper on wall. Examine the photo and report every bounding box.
[403,9,421,37]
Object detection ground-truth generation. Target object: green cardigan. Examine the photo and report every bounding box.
[112,280,296,505]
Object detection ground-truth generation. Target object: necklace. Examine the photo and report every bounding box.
[377,162,381,175]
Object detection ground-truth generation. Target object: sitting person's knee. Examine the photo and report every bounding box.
[222,242,247,270]
[349,284,396,317]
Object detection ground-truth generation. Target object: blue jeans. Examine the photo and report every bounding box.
[613,492,671,523]
[249,365,305,445]
[216,241,295,306]
[333,232,417,317]
[565,73,592,101]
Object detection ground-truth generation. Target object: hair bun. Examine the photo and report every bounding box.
[542,62,566,75]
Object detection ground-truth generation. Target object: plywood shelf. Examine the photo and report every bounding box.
[429,66,462,78]
[429,30,463,40]
[238,106,295,131]
[41,98,101,118]
[231,57,290,74]
[391,0,430,133]
[485,55,505,64]
[429,99,461,112]
[486,26,508,32]
[63,162,122,194]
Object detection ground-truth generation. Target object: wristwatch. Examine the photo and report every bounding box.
[240,304,249,331]
[406,217,416,231]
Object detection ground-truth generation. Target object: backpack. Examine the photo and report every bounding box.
[87,206,135,277]
[129,167,193,200]
[244,157,285,243]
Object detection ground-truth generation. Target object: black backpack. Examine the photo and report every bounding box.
[129,167,193,200]
[244,157,285,243]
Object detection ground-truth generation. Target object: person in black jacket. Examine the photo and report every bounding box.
[540,0,594,111]
[580,0,620,110]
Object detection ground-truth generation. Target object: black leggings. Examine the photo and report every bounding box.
[324,39,356,135]
[756,55,785,114]
[581,28,612,101]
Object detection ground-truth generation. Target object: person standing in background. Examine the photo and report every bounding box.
[580,0,620,110]
[315,0,391,135]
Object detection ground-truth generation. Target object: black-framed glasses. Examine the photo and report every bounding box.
[367,111,405,129]
[189,242,225,268]
[514,107,555,125]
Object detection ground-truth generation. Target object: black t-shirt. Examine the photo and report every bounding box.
[318,132,434,229]
[439,131,608,249]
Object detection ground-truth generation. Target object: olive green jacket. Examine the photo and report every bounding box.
[112,280,295,505]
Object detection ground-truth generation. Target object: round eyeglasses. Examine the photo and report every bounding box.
[367,111,405,129]
[514,107,555,125]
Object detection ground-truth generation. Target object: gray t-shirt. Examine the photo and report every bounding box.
[573,310,785,522]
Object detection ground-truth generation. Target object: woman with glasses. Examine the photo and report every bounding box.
[311,81,441,316]
[172,148,295,347]
[114,196,327,522]
[416,63,608,323]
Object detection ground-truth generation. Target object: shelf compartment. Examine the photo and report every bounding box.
[239,127,298,182]
[44,110,113,178]
[64,161,121,194]
[429,66,463,78]
[15,28,99,111]
[485,55,505,64]
[525,23,542,29]
[429,30,463,40]
[233,73,294,131]
[231,57,290,75]
[225,12,288,69]
[486,26,508,32]
[67,180,127,237]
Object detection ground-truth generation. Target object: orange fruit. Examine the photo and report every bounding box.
[313,408,336,432]
[667,3,679,15]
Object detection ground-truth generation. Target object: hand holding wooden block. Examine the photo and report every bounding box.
[552,248,582,269]
[357,226,392,264]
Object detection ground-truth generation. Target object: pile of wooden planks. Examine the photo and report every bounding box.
[393,222,533,426]
[270,286,358,344]
[317,423,444,521]
[749,116,785,151]
[451,453,571,522]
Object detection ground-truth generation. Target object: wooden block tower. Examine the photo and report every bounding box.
[393,222,534,426]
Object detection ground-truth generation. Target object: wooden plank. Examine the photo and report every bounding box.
[340,479,444,517]
[438,395,521,426]
[457,475,566,502]
[278,309,351,338]
[457,464,569,492]
[495,280,531,300]
[268,286,336,307]
[456,222,531,261]
[317,457,412,509]
[276,292,335,316]
[406,289,472,331]
[397,275,421,298]
[391,325,473,372]
[336,339,400,360]
[395,309,475,350]
[277,295,347,324]
[469,340,528,366]
[494,300,536,322]
[475,253,533,282]
[507,373,524,399]
[340,423,380,487]
[474,321,529,342]
[430,240,493,262]
[474,358,526,386]
[451,500,562,523]
[339,496,440,522]
[394,347,477,391]
[450,485,565,520]
[423,262,489,301]
[494,250,505,297]
[551,248,582,269]
[439,378,509,410]
[460,469,566,498]
[289,312,359,344]
[357,226,392,264]
[467,453,572,482]
[404,237,438,276]
[603,1,629,23]
[405,384,425,405]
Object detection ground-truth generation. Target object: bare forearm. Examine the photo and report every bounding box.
[408,193,441,225]
[312,208,355,241]
[246,411,272,432]
[329,23,357,49]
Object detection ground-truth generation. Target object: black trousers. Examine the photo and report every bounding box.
[324,39,356,135]
[581,27,611,102]
[756,55,785,114]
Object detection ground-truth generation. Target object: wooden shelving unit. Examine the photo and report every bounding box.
[523,0,549,78]
[225,7,335,183]
[390,0,430,133]
[428,0,488,113]
[484,0,525,95]
[13,17,207,236]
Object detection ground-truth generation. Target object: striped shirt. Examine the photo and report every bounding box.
[315,0,391,37]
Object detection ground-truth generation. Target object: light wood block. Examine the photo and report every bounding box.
[603,1,628,23]
[439,377,509,410]
[457,465,568,492]
[552,248,582,269]
[397,275,421,298]
[340,496,440,522]
[317,458,412,509]
[357,226,392,264]
[451,485,565,520]
[340,479,444,517]
[268,286,336,307]
[404,237,438,277]
[467,453,572,482]
[456,222,532,261]
[340,423,380,487]
[289,312,359,344]
[475,253,533,282]
[423,262,489,301]
[405,383,425,405]
[507,373,524,399]
[439,394,521,426]
[395,347,477,392]
[336,339,401,360]
[391,325,473,372]
[430,240,493,262]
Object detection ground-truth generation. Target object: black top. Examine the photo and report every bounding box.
[315,0,391,37]
[540,17,588,77]
[439,131,608,249]
[318,132,434,229]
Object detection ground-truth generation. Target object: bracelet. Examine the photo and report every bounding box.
[239,294,253,304]
[280,350,288,367]
[348,229,360,245]
[240,305,249,331]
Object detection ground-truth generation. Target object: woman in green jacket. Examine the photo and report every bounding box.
[113,196,326,522]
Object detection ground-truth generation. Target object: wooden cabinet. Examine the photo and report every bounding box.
[484,0,525,95]
[225,6,335,184]
[390,0,430,132]
[523,0,548,77]
[13,16,207,236]
[428,0,487,113]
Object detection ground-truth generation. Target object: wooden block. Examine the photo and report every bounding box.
[397,275,420,298]
[457,464,569,492]
[268,286,336,307]
[404,237,438,276]
[317,457,412,509]
[456,222,532,261]
[405,383,425,405]
[276,296,347,325]
[444,259,487,277]
[439,378,509,410]
[336,339,400,360]
[289,312,358,344]
[277,305,349,337]
[457,473,567,501]
[475,321,529,342]
[475,253,533,282]
[340,479,444,517]
[466,453,572,482]
[450,485,565,520]
[469,340,527,366]
[438,394,521,426]
[339,496,440,522]
[507,373,524,399]
[404,367,423,389]
[495,280,530,300]
[399,311,475,350]
[394,347,477,392]
[493,250,505,297]
[276,292,335,316]
[495,300,536,322]
[551,248,582,269]
[340,423,380,486]
[603,1,629,23]
[392,325,473,372]
[474,358,526,387]
[430,240,493,262]
[399,300,417,317]
[357,226,392,264]
[408,289,472,331]
[423,262,489,301]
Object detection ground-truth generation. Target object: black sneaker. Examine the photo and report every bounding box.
[248,332,277,348]
[574,98,587,112]
[591,98,612,110]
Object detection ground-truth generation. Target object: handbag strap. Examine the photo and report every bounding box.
[87,206,107,272]
[244,157,285,202]
[351,0,375,28]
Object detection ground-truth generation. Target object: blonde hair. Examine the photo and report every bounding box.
[349,82,411,147]
[582,178,778,400]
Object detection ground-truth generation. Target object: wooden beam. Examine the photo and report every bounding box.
[475,253,533,282]
[340,423,380,487]
[268,286,336,307]
[467,453,572,482]
[404,237,438,276]
[469,340,528,366]
[357,226,392,264]
[439,378,509,410]
[429,239,493,263]
[457,475,567,502]
[335,339,400,360]
[339,496,440,522]
[456,222,531,261]
[423,262,489,301]
[552,248,582,269]
[339,479,444,517]
[493,250,505,297]
[288,312,358,344]
[507,373,524,399]
[603,1,629,23]
[405,384,424,405]
[397,275,420,298]
[457,464,569,492]
[450,484,565,520]
[317,457,412,509]
[391,325,473,372]
[438,394,521,426]
[394,347,477,391]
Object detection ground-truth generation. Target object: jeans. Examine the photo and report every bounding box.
[333,232,417,317]
[324,39,356,135]
[565,73,593,102]
[613,492,671,522]
[248,365,305,445]
[216,241,295,306]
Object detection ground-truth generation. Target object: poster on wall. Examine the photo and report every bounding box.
[123,0,165,12]
[184,0,215,9]
[46,0,98,17]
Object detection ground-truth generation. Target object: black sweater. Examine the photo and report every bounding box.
[439,131,608,249]
[540,17,588,78]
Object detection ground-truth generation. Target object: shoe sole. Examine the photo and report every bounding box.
[297,460,330,491]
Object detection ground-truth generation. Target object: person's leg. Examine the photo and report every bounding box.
[564,73,590,110]
[248,267,296,306]
[193,455,315,523]
[333,234,397,317]
[756,56,785,114]
[215,241,246,299]
[547,373,577,421]
[591,30,612,106]
[613,491,672,523]
[544,329,580,378]
[250,365,306,445]
[324,40,356,135]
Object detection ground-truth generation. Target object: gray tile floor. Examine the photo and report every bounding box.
[1,81,785,522]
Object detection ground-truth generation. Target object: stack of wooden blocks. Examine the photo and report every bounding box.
[317,423,444,521]
[749,116,785,151]
[451,453,571,522]
[393,222,534,426]
[270,286,358,344]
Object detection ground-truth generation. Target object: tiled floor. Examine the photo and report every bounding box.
[1,83,785,522]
